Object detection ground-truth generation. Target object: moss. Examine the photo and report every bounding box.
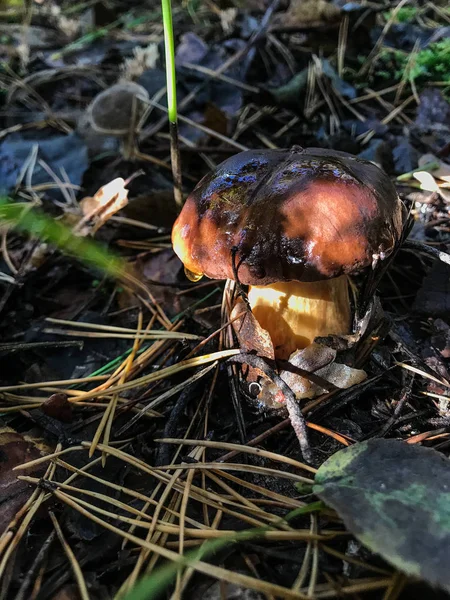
[383,6,419,24]
[366,39,450,95]
[409,39,450,84]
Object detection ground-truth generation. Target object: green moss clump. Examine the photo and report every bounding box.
[383,6,419,24]
[376,39,450,89]
[409,39,450,84]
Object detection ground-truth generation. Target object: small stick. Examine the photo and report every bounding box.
[228,353,312,463]
[0,340,84,354]
[401,239,450,266]
[231,247,251,310]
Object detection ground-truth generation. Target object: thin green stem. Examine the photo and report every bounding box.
[161,0,183,209]
[162,0,177,124]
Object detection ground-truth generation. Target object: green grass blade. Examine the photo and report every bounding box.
[0,198,126,278]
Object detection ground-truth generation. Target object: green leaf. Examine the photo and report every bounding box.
[313,439,450,592]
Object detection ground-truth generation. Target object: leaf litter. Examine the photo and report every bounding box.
[0,0,450,599]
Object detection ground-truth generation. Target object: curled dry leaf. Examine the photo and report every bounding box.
[231,296,275,384]
[280,344,367,399]
[78,177,129,235]
[220,8,238,34]
[257,343,367,408]
[231,299,367,408]
[231,297,275,361]
[121,43,159,81]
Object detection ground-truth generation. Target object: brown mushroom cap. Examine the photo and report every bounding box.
[172,147,404,285]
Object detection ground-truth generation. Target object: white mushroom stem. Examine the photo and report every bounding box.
[247,275,351,360]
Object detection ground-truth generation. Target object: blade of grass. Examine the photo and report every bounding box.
[0,198,125,278]
[161,0,183,209]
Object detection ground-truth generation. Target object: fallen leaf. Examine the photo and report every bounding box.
[413,170,441,192]
[78,177,130,234]
[419,153,450,184]
[431,319,450,360]
[415,88,450,129]
[0,133,88,204]
[231,297,274,361]
[281,0,341,27]
[175,32,209,66]
[256,343,367,407]
[219,8,237,34]
[393,140,418,175]
[0,428,48,534]
[281,343,367,399]
[314,439,450,593]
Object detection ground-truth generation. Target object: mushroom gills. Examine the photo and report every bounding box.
[247,275,351,360]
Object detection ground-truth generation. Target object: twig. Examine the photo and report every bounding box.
[402,239,450,266]
[228,353,312,462]
[375,373,414,438]
[0,340,84,354]
[13,531,56,600]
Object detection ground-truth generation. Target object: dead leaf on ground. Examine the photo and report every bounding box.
[314,439,450,594]
[280,343,367,400]
[78,177,130,235]
[122,191,178,229]
[231,297,275,361]
[279,0,341,27]
[231,297,276,385]
[418,153,450,185]
[0,427,49,535]
[431,319,450,360]
[133,248,191,317]
[203,104,229,137]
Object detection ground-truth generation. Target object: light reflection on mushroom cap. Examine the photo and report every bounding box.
[172,147,404,285]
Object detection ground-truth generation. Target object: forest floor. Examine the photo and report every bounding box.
[1,0,450,599]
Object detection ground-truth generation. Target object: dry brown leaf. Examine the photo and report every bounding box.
[231,297,275,360]
[0,428,49,534]
[78,177,130,235]
[281,343,367,399]
[281,0,341,27]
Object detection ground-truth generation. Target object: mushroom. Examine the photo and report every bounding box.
[172,147,403,360]
[87,82,149,159]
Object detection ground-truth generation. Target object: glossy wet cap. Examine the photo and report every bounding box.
[172,147,404,285]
